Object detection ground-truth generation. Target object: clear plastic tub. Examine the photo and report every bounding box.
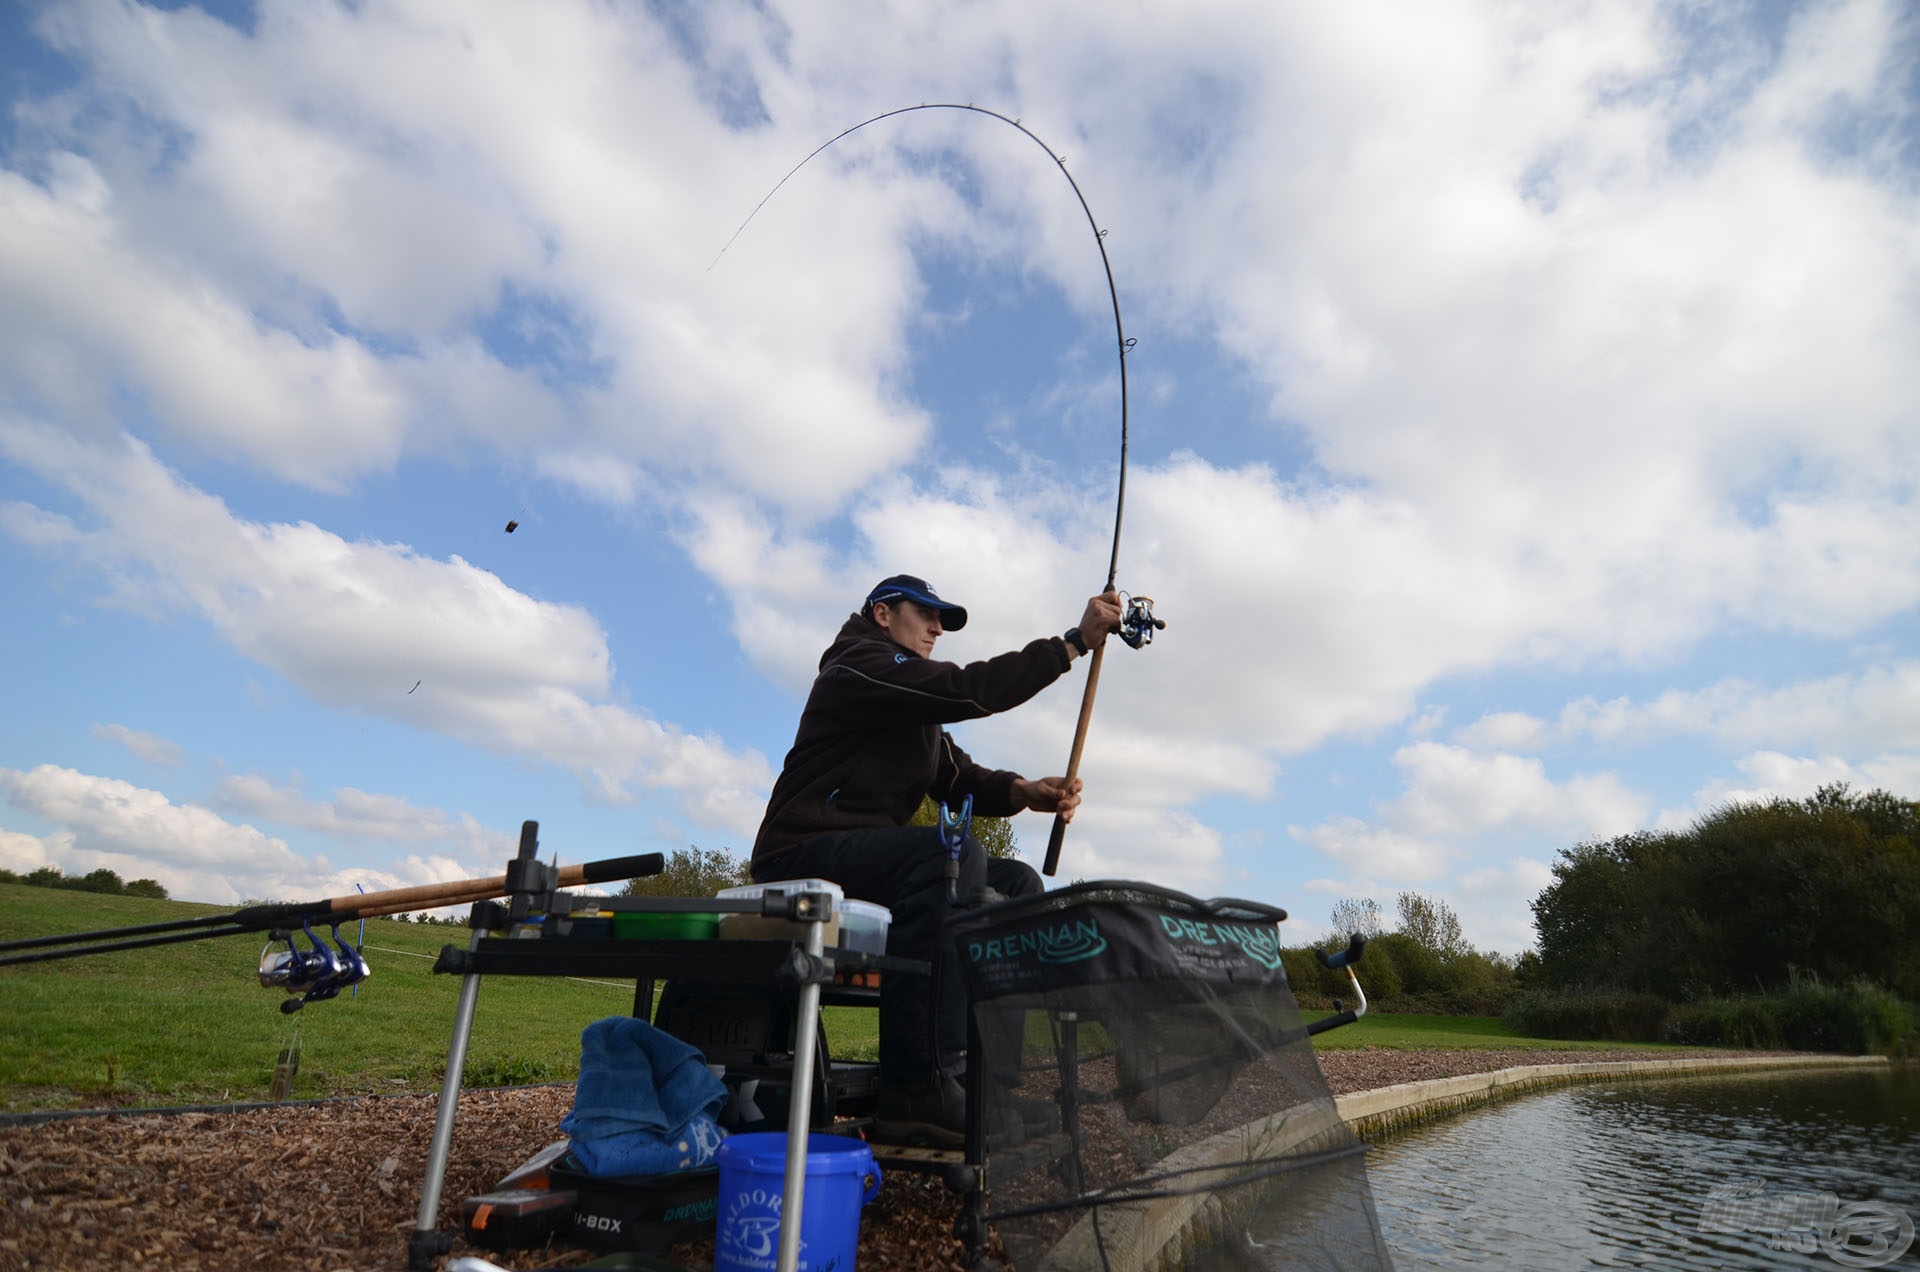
[836,899,891,954]
[715,879,843,943]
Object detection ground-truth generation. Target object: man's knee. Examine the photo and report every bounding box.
[988,857,1043,899]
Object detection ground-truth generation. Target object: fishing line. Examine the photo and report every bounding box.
[712,103,1132,589]
[713,104,1147,874]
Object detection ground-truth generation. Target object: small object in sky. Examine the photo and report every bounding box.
[504,519,518,533]
[408,680,420,694]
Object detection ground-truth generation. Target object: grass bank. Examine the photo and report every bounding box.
[0,886,1702,1112]
[0,886,636,1110]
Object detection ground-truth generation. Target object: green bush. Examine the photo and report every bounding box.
[1284,939,1406,1008]
[1378,983,1521,1017]
[1351,939,1405,1002]
[1285,938,1528,1015]
[1502,989,1672,1042]
[1668,979,1920,1055]
[1507,981,1920,1054]
[1280,947,1332,1009]
[1374,932,1443,997]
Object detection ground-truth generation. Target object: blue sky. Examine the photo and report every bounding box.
[2,0,1915,955]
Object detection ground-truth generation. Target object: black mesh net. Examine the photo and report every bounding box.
[950,882,1394,1271]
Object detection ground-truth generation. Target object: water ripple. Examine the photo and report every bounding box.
[1364,1068,1920,1270]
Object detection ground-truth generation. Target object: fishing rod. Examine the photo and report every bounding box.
[0,824,660,969]
[715,103,1163,876]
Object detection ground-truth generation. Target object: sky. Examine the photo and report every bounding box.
[1,0,1915,956]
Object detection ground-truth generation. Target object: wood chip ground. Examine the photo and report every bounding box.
[0,1049,1741,1271]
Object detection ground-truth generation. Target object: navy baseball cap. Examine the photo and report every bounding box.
[864,574,968,630]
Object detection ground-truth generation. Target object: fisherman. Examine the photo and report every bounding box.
[751,573,1123,1144]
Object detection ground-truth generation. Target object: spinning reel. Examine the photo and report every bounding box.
[258,920,371,1013]
[1117,593,1165,650]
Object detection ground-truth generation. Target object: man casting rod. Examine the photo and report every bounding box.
[714,102,1147,876]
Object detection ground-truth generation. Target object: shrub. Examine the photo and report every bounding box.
[1668,979,1920,1055]
[1502,989,1671,1042]
[1374,932,1444,997]
[1289,937,1407,1006]
[1285,938,1527,1015]
[1280,947,1331,1009]
[1341,937,1406,1003]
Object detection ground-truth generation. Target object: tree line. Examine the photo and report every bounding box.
[0,865,169,899]
[1290,891,1518,1014]
[1529,783,1919,1001]
[1512,784,1919,1052]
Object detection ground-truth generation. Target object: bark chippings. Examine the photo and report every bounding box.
[0,1049,1770,1272]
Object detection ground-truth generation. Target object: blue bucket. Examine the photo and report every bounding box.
[714,1132,882,1272]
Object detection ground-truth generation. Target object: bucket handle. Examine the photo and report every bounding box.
[861,1163,883,1206]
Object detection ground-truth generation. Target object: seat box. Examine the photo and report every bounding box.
[547,1162,720,1253]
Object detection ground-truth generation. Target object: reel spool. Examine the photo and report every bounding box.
[257,921,370,1012]
[1118,593,1165,649]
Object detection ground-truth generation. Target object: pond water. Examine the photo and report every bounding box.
[1365,1066,1919,1270]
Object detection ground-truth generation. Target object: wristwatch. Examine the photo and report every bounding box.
[1063,627,1088,655]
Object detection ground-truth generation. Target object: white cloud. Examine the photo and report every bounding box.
[1453,712,1548,751]
[0,155,415,487]
[1294,819,1444,883]
[8,0,951,508]
[1048,804,1226,891]
[1659,748,1920,829]
[0,763,313,902]
[689,0,1920,892]
[1291,742,1647,945]
[1387,743,1646,840]
[0,420,772,831]
[0,763,503,905]
[211,774,510,858]
[2,0,1916,943]
[10,0,1915,695]
[1453,856,1556,956]
[0,827,59,874]
[1561,663,1920,754]
[92,723,183,767]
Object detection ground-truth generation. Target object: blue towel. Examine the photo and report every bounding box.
[561,1016,728,1177]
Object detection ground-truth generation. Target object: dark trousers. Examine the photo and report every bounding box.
[758,825,1042,1083]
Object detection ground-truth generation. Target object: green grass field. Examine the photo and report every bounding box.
[0,886,646,1109]
[0,885,1691,1112]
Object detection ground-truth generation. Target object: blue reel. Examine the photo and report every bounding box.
[257,921,371,1013]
